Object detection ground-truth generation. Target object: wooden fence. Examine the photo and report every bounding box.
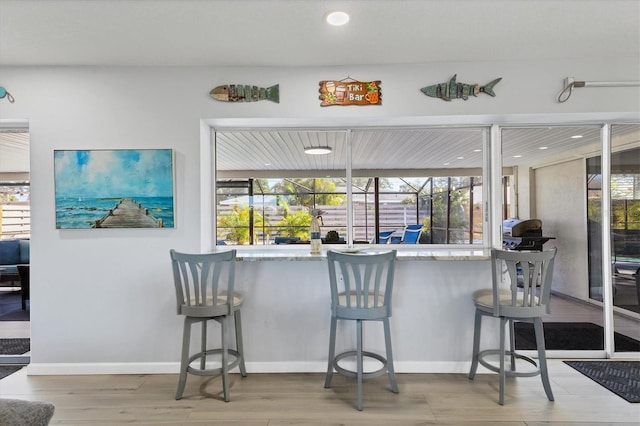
[217,203,447,244]
[0,203,31,240]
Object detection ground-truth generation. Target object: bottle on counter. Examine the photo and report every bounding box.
[310,209,323,255]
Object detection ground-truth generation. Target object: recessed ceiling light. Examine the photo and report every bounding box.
[539,146,548,150]
[457,156,464,160]
[325,11,350,26]
[443,162,450,166]
[473,149,482,152]
[513,155,522,158]
[304,146,332,155]
[571,135,583,139]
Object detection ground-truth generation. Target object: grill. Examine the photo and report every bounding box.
[502,219,555,251]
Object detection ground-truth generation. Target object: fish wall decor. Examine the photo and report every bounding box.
[210,84,279,103]
[421,75,501,101]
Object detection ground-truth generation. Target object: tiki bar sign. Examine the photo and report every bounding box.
[319,80,381,106]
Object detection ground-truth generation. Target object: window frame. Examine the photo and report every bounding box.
[210,125,490,249]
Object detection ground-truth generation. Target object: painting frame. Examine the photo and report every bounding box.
[54,148,175,229]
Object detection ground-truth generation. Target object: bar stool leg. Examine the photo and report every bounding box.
[176,318,192,400]
[534,318,554,401]
[468,310,482,379]
[234,310,247,377]
[499,317,507,405]
[383,317,398,393]
[200,320,207,371]
[324,316,337,388]
[356,319,363,411]
[221,317,230,402]
[509,319,516,371]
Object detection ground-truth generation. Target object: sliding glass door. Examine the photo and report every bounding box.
[586,124,640,354]
[502,125,608,355]
[610,124,640,353]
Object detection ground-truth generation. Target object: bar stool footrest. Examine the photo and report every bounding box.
[333,350,388,380]
[186,348,242,377]
[477,349,541,378]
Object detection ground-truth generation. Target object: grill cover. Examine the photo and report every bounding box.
[503,219,552,251]
[510,219,542,237]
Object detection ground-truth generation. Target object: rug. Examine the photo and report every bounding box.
[564,361,640,402]
[0,366,23,380]
[0,338,30,355]
[514,322,640,352]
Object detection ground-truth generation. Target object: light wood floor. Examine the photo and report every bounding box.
[1,361,639,425]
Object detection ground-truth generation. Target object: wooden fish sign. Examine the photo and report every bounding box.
[319,80,381,106]
[421,75,501,101]
[210,84,279,103]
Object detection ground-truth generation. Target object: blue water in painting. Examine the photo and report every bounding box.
[56,196,174,229]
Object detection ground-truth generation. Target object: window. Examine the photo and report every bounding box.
[0,182,30,240]
[214,127,486,246]
[0,130,30,240]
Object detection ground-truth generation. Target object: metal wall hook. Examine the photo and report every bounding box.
[0,86,15,103]
[557,77,639,103]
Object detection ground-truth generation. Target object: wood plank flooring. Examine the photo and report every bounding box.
[1,361,639,425]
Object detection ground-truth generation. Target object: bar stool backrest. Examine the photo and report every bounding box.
[327,250,397,321]
[491,248,557,318]
[170,249,237,318]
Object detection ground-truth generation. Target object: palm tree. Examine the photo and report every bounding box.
[271,178,345,207]
[217,206,268,245]
[275,209,312,239]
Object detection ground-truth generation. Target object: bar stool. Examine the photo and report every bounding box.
[468,248,557,405]
[170,249,247,401]
[324,250,399,410]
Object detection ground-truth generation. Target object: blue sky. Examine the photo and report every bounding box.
[54,149,174,198]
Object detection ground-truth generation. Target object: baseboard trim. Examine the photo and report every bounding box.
[26,362,179,375]
[26,361,479,375]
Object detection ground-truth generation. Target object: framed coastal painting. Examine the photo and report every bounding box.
[54,149,175,229]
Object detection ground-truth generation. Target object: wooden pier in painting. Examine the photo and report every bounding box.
[92,199,163,228]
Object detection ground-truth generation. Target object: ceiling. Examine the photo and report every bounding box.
[0,130,29,174]
[1,0,638,67]
[1,1,638,175]
[3,125,638,177]
[215,125,640,177]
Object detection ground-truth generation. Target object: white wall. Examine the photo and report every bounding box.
[535,159,589,300]
[0,58,638,373]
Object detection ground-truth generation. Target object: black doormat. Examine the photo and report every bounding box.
[0,338,30,355]
[564,361,640,402]
[515,322,640,352]
[0,366,23,380]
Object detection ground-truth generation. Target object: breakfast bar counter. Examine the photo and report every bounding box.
[225,246,495,374]
[232,246,490,261]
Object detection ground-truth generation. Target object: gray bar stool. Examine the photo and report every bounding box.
[324,249,399,410]
[468,248,557,405]
[170,249,247,401]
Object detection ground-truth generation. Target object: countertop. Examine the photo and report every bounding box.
[227,246,491,261]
